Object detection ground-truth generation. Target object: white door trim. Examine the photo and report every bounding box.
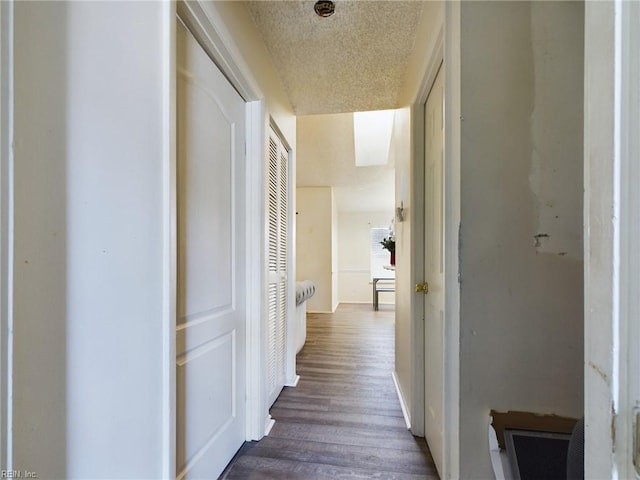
[411,26,444,440]
[411,8,462,478]
[169,0,267,474]
[584,0,640,477]
[246,100,268,440]
[0,0,13,470]
[161,3,177,478]
[442,4,462,477]
[176,1,262,103]
[583,2,618,477]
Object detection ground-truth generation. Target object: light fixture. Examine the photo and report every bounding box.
[314,0,335,17]
[396,201,405,222]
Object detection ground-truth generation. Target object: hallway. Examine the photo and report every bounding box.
[221,304,438,479]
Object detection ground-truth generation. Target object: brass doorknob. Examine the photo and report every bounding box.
[415,282,429,294]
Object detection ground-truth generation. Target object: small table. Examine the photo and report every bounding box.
[372,277,395,311]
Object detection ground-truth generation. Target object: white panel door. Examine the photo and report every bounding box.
[423,66,445,477]
[176,19,246,479]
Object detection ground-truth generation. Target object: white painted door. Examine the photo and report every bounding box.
[176,19,246,479]
[423,66,445,477]
[266,127,289,406]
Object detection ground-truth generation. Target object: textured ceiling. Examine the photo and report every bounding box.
[246,1,424,115]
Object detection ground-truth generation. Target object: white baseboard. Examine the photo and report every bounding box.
[285,375,300,387]
[392,371,411,430]
[264,415,276,436]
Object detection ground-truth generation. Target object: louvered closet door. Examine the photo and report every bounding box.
[266,127,289,406]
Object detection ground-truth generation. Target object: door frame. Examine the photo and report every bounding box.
[167,1,268,476]
[584,0,640,477]
[411,49,442,439]
[0,0,11,471]
[411,10,461,479]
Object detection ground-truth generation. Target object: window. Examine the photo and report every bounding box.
[370,227,395,280]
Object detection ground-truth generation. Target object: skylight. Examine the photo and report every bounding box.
[353,109,395,167]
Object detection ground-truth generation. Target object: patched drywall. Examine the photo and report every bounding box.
[458,2,584,478]
[528,4,583,260]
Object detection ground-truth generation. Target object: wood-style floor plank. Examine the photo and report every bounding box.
[221,303,438,479]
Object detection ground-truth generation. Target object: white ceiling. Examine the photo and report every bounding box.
[245,1,425,212]
[297,112,395,212]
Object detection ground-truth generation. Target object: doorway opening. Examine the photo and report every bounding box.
[295,110,397,314]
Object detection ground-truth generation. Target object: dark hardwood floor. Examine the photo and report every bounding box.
[221,303,439,479]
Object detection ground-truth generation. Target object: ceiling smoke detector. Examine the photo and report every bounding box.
[314,0,335,17]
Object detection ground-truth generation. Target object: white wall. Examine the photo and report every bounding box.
[457,2,584,478]
[393,0,445,434]
[390,106,415,424]
[11,2,170,477]
[296,187,336,313]
[331,193,339,311]
[337,211,395,304]
[5,0,298,476]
